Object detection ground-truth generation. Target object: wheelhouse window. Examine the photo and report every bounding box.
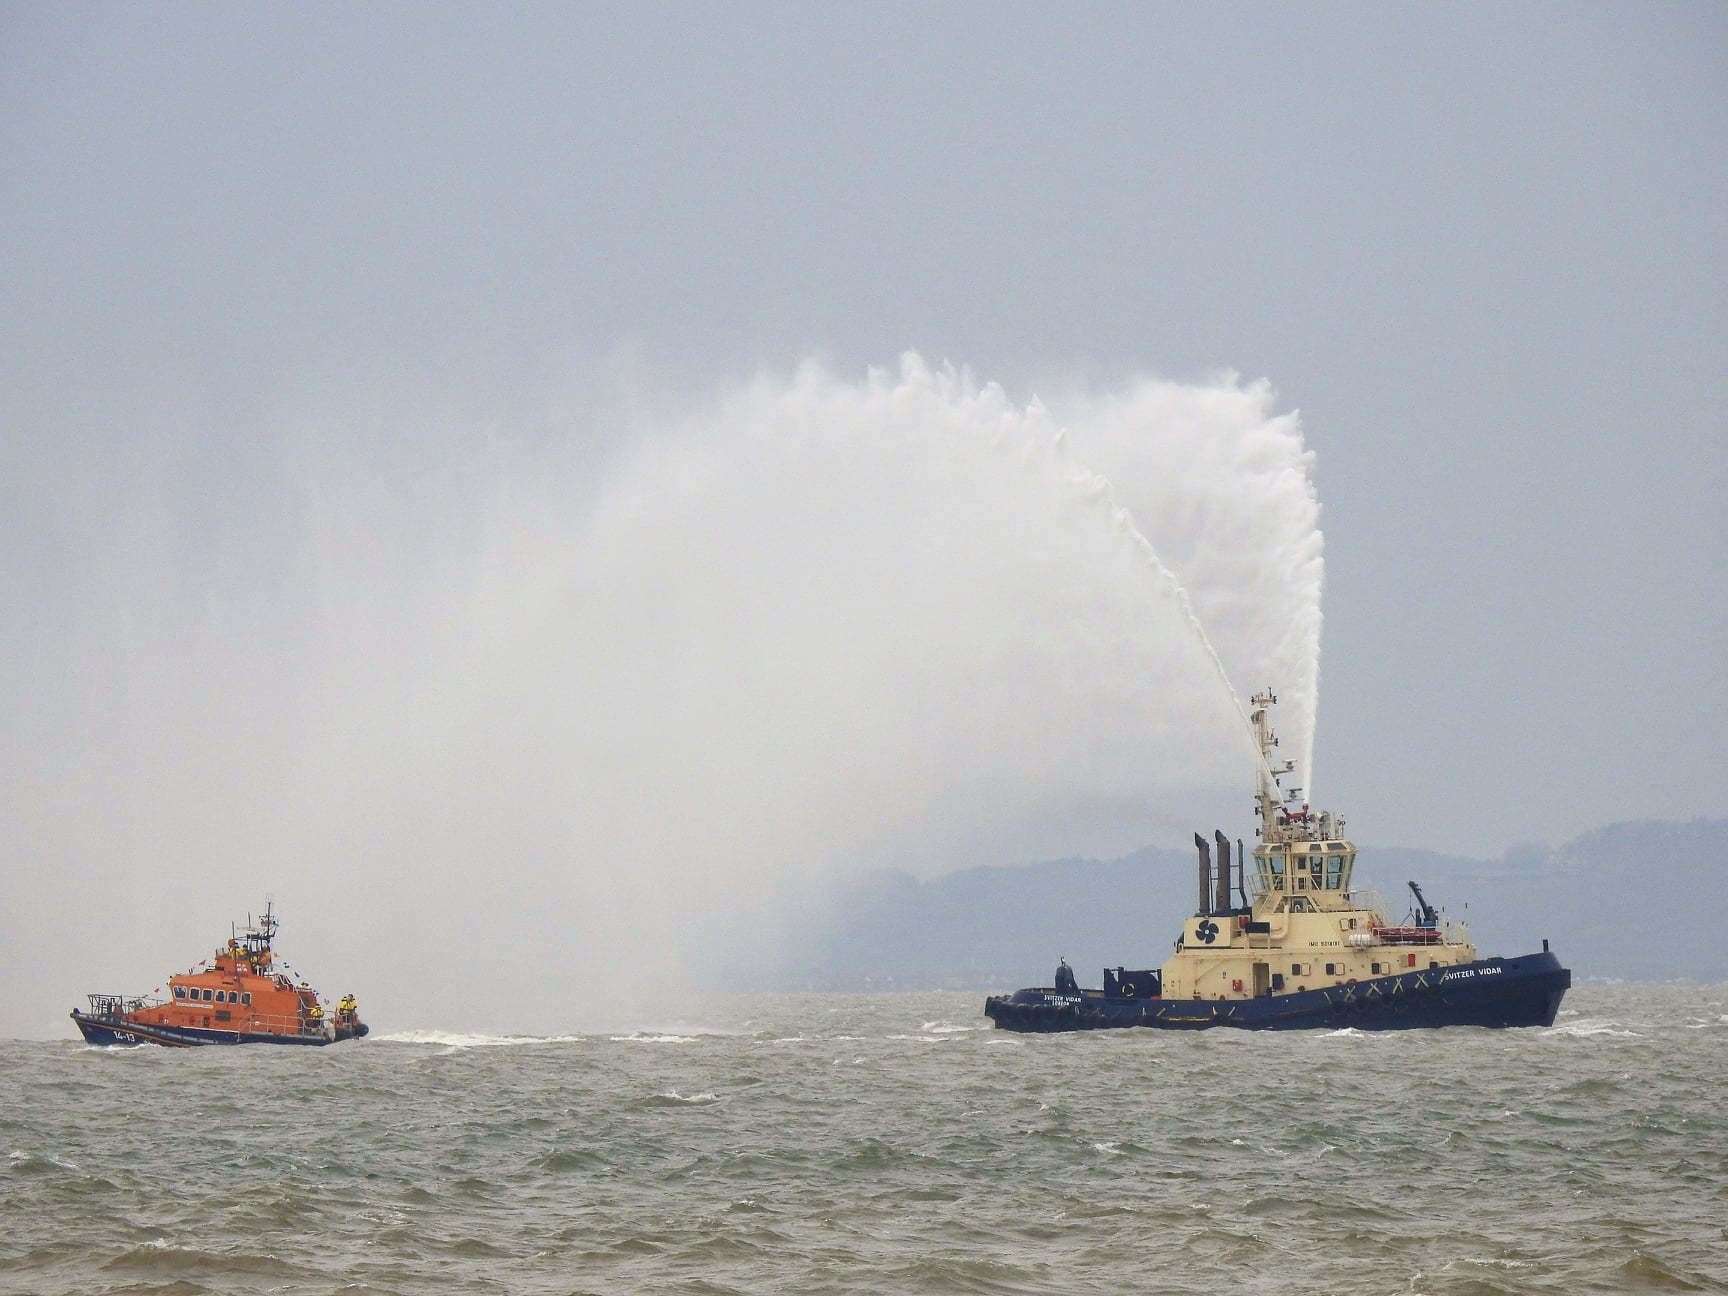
[1325,855,1344,888]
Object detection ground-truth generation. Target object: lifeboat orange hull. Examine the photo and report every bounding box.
[70,1009,367,1047]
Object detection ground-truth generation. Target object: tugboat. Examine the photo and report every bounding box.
[984,691,1570,1031]
[70,902,368,1047]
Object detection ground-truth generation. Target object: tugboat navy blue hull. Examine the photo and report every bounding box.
[70,1012,368,1047]
[985,952,1569,1032]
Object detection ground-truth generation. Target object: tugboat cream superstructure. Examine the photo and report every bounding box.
[984,691,1571,1031]
[70,902,368,1047]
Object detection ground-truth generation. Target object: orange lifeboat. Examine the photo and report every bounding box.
[69,902,368,1047]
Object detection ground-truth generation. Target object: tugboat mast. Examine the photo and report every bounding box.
[1250,689,1340,849]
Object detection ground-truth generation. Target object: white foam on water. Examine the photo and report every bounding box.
[609,1033,699,1044]
[374,1030,584,1048]
[657,1090,721,1104]
[919,1021,984,1035]
[1540,1019,1641,1039]
[9,1149,79,1170]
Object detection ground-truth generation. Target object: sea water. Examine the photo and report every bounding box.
[4,983,1724,1295]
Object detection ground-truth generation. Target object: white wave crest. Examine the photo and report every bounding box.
[373,1030,584,1048]
[1540,1019,1641,1039]
[920,1020,984,1035]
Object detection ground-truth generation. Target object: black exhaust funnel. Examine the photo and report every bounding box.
[1194,833,1211,915]
[1214,830,1233,915]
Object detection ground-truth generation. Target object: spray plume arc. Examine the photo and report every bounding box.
[1066,458,1285,786]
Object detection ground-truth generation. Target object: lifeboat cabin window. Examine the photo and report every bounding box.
[241,992,252,1005]
[173,987,185,999]
[214,991,226,1003]
[201,988,213,1001]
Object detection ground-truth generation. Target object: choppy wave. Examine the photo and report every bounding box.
[4,983,1723,1296]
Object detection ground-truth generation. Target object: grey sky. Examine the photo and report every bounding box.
[2,3,1724,1034]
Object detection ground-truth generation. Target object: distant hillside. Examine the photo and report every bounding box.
[697,818,1727,989]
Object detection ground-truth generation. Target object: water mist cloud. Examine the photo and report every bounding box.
[0,355,1321,1034]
